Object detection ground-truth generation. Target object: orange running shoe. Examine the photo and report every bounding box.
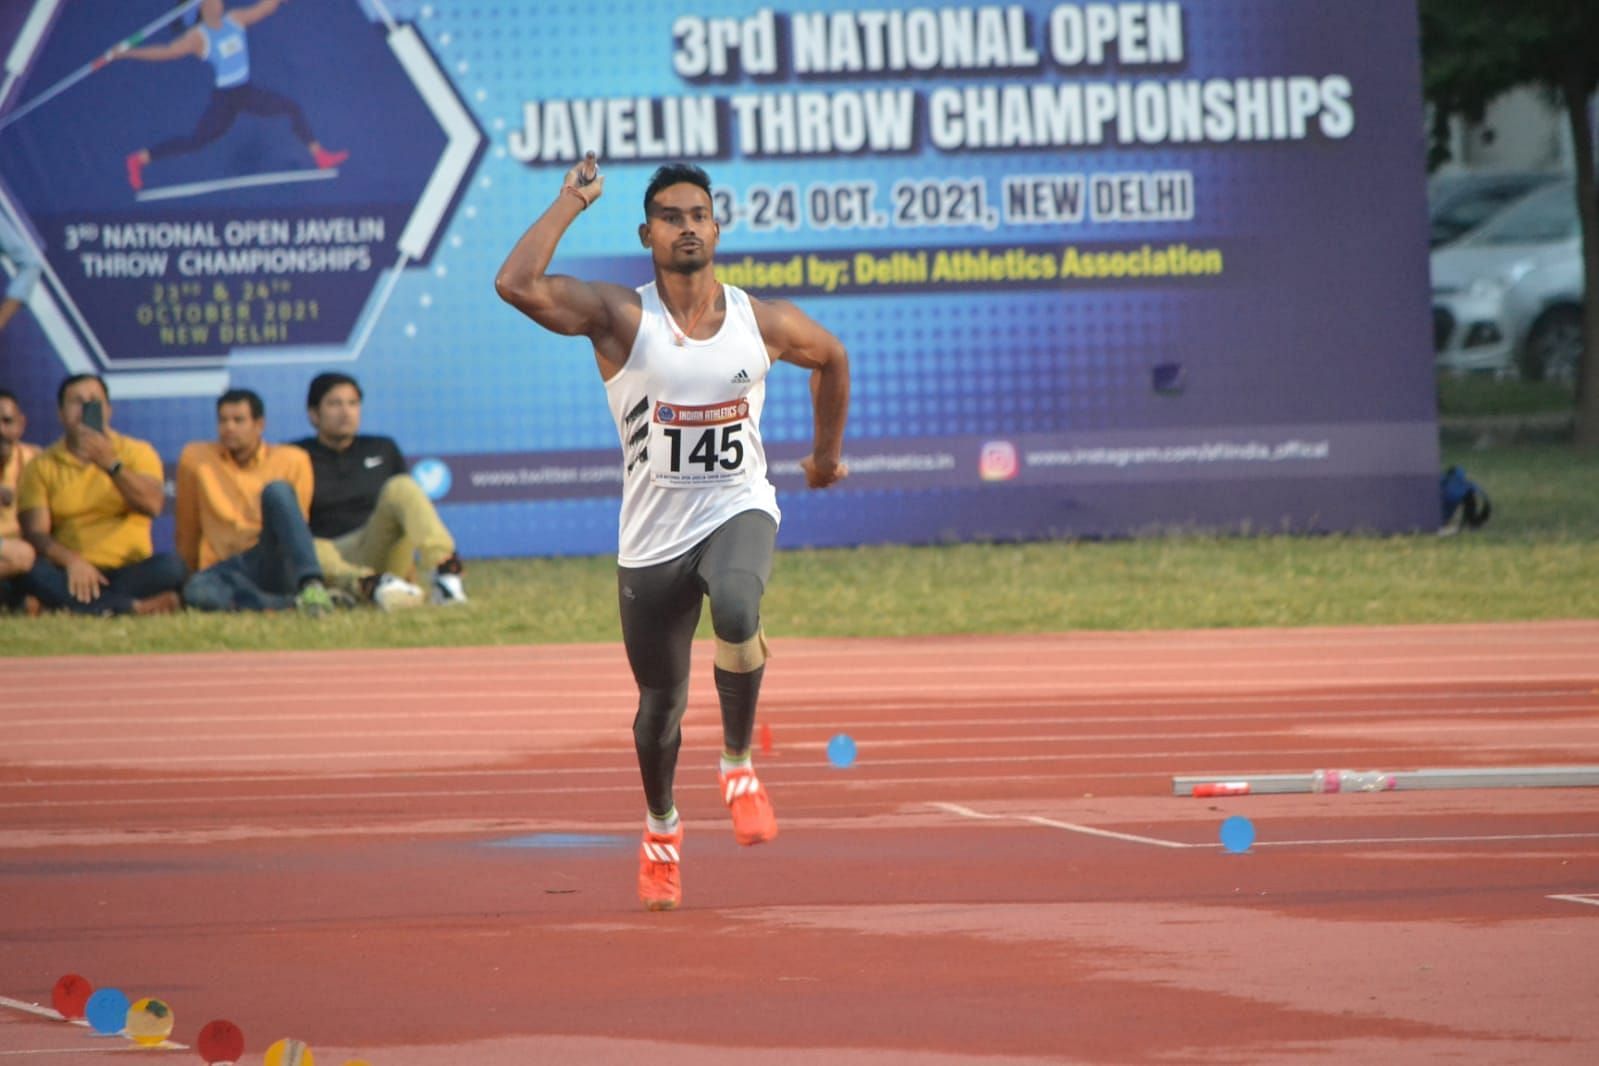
[720,767,777,845]
[638,825,683,911]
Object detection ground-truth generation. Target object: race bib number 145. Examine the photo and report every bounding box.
[650,398,753,487]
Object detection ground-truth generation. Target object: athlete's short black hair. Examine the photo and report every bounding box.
[218,388,264,419]
[306,371,361,410]
[57,373,108,408]
[643,163,712,216]
[0,388,17,406]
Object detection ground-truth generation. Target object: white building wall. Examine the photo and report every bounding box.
[1458,87,1565,171]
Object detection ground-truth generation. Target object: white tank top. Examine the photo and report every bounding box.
[605,282,780,567]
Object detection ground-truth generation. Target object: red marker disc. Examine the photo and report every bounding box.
[50,974,92,1020]
[1193,782,1251,797]
[197,1019,245,1064]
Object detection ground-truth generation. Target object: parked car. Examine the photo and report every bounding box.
[1502,236,1584,384]
[1431,180,1586,383]
[1427,170,1562,248]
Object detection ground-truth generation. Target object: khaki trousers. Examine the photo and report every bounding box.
[313,475,455,585]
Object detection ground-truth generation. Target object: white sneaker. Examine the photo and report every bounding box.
[431,570,468,606]
[371,573,425,612]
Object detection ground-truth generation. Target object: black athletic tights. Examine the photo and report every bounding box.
[150,84,314,159]
[617,510,776,817]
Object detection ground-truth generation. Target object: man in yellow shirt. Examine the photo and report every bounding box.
[17,375,185,614]
[0,389,41,602]
[176,388,335,614]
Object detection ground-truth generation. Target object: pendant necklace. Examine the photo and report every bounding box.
[666,284,720,346]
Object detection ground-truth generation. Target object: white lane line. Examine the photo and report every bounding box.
[0,770,1252,811]
[6,694,1593,729]
[1546,893,1599,907]
[0,1049,187,1057]
[4,727,632,748]
[11,742,1599,787]
[6,687,1592,722]
[0,764,1168,795]
[0,1048,186,1057]
[0,771,1227,812]
[1241,832,1599,848]
[3,625,1594,673]
[931,801,1193,849]
[0,686,634,708]
[4,657,1595,698]
[5,744,1549,771]
[12,726,1598,754]
[930,805,1599,852]
[9,715,1599,750]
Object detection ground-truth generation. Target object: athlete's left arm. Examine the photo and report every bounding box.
[754,298,850,490]
[231,0,286,29]
[117,27,204,63]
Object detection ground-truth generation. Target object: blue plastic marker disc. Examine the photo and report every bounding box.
[85,988,130,1035]
[1219,815,1256,854]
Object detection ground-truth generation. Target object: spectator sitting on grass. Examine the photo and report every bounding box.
[16,375,185,615]
[0,388,41,607]
[176,388,339,616]
[295,371,464,609]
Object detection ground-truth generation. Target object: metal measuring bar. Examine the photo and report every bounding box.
[1173,765,1599,797]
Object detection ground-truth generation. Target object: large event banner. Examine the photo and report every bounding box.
[0,1,1437,558]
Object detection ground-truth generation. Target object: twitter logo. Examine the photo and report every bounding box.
[412,458,452,500]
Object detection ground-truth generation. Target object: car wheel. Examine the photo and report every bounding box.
[1518,306,1583,385]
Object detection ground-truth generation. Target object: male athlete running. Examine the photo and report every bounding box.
[495,154,850,910]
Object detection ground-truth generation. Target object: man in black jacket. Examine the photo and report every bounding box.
[296,372,466,606]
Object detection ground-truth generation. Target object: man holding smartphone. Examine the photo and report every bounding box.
[16,375,186,614]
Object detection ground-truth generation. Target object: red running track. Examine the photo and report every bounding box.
[2,620,1597,1064]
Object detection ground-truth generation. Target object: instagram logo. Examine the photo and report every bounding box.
[979,440,1019,482]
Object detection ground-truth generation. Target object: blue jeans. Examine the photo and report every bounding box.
[22,551,187,615]
[183,481,323,612]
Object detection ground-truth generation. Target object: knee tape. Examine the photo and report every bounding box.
[714,627,769,673]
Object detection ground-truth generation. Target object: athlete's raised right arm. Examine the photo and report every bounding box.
[231,0,288,30]
[495,153,638,369]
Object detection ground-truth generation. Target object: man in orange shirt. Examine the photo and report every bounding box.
[177,388,335,614]
[17,375,185,614]
[0,389,41,602]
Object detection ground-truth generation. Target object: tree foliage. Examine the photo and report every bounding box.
[1420,0,1599,446]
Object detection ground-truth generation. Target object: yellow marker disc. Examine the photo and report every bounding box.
[125,998,174,1047]
[341,1061,374,1066]
[264,1038,316,1066]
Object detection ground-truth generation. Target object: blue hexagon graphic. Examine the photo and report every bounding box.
[0,0,483,398]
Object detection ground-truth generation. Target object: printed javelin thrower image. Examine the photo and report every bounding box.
[0,0,479,389]
[115,0,349,198]
[0,0,350,204]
